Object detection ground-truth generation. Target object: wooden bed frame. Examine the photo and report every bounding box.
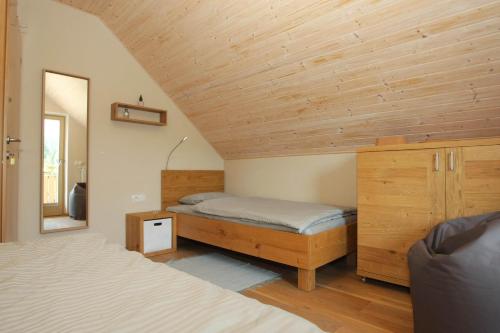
[161,170,356,291]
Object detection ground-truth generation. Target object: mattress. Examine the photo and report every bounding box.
[0,234,323,333]
[168,204,356,235]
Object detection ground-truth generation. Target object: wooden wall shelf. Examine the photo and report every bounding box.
[111,102,167,126]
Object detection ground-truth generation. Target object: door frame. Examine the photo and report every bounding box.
[42,114,66,217]
[0,0,7,242]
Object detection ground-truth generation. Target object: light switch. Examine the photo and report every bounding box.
[131,193,146,202]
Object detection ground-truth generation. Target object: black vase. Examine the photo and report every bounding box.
[69,182,86,220]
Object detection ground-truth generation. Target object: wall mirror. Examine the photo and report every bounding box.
[41,70,89,233]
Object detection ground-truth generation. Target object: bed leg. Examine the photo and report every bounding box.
[346,252,357,267]
[298,268,315,291]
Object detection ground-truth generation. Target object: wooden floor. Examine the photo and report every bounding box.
[43,215,86,230]
[151,239,413,333]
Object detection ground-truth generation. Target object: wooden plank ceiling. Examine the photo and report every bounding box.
[59,0,500,159]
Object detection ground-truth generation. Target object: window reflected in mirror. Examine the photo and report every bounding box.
[41,70,89,233]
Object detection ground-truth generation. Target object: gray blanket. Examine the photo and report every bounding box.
[193,196,356,233]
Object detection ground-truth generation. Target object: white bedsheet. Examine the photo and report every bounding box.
[194,196,356,233]
[0,234,323,333]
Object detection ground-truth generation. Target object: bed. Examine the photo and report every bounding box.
[0,234,323,333]
[161,170,357,291]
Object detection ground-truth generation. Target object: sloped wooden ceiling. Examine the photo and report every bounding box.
[60,0,500,159]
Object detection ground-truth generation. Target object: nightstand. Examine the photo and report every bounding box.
[126,211,177,257]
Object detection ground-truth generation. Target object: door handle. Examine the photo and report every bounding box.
[433,152,440,172]
[448,151,455,171]
[5,136,21,144]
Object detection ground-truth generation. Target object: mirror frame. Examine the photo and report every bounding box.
[40,69,90,234]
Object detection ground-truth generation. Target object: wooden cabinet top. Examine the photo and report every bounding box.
[126,210,175,221]
[358,137,500,153]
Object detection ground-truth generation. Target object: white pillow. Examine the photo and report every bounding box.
[178,192,232,205]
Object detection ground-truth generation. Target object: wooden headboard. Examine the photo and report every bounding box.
[161,170,225,209]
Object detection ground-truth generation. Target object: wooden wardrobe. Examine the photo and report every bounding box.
[357,137,500,286]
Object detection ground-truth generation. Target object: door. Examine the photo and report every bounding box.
[446,145,500,219]
[1,0,20,242]
[357,148,446,286]
[43,115,66,217]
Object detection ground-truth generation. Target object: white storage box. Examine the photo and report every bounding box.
[143,218,172,254]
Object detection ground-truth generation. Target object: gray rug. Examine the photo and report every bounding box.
[167,253,280,292]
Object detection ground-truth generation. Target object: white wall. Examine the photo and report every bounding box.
[17,0,223,244]
[225,153,357,207]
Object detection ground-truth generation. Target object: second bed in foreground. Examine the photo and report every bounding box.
[0,234,323,333]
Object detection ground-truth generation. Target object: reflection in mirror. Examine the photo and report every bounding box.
[41,70,89,233]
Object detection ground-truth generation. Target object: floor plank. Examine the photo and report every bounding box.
[150,239,413,333]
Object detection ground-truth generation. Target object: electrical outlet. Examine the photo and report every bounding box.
[131,193,146,202]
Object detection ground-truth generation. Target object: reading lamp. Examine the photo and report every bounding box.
[165,136,188,170]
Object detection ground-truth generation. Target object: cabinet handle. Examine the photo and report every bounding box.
[433,152,440,172]
[448,151,455,171]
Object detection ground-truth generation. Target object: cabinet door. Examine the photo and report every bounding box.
[357,148,446,286]
[446,145,500,219]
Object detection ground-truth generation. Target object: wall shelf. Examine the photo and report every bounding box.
[111,102,167,126]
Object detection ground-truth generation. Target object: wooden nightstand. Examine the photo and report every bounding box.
[126,211,177,257]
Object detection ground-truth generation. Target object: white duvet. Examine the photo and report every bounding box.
[0,234,323,333]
